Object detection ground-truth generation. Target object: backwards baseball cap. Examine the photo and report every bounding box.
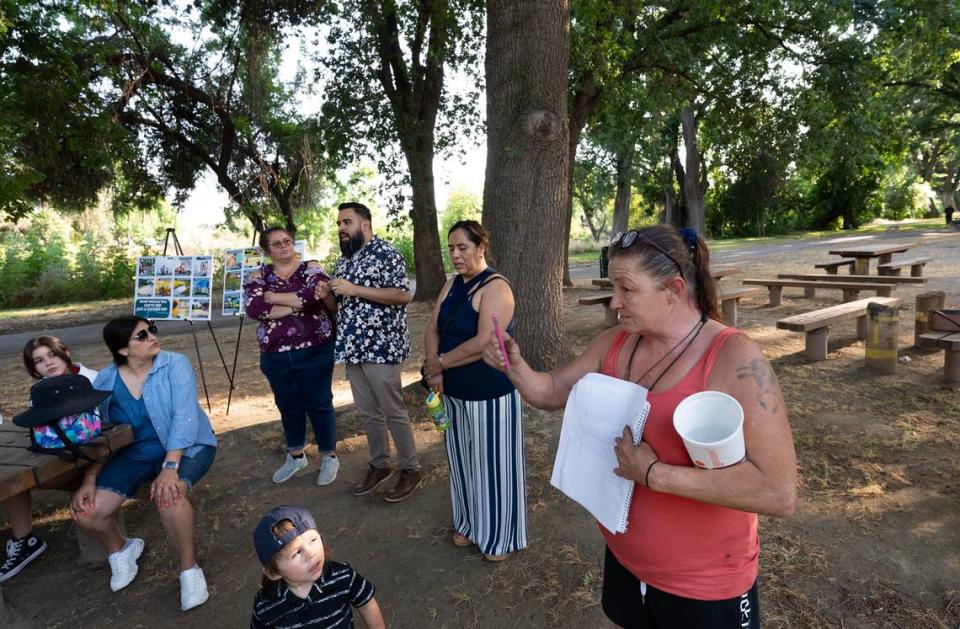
[253,505,317,565]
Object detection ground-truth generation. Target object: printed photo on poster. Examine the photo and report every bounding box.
[170,298,187,319]
[191,277,211,298]
[192,257,212,276]
[222,293,242,316]
[190,300,211,320]
[224,250,243,271]
[138,257,156,276]
[155,279,173,296]
[174,257,193,277]
[244,247,262,268]
[137,278,155,297]
[224,271,242,292]
[173,279,190,296]
[155,257,175,276]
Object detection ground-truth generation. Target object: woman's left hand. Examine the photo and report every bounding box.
[151,469,183,509]
[613,426,658,486]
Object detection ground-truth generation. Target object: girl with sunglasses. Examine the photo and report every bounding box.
[484,225,796,628]
[71,316,218,611]
[0,337,101,583]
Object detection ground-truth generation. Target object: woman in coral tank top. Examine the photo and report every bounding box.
[484,225,796,628]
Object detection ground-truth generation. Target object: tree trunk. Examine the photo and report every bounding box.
[562,73,603,286]
[663,184,676,225]
[484,0,570,370]
[680,103,706,233]
[406,149,447,301]
[612,146,633,235]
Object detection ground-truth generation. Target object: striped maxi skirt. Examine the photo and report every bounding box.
[442,390,528,556]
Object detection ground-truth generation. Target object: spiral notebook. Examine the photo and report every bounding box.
[550,372,651,534]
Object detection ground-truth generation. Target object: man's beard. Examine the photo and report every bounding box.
[339,232,366,257]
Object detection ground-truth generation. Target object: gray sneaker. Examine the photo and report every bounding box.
[317,455,339,486]
[272,453,309,484]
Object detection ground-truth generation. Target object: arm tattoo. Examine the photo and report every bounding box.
[736,358,781,414]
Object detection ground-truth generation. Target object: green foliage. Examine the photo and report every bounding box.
[0,202,174,308]
[439,188,482,238]
[882,167,928,220]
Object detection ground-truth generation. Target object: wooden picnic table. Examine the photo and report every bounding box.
[0,422,133,502]
[591,267,742,289]
[827,242,914,275]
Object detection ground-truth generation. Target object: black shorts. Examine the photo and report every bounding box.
[601,546,760,629]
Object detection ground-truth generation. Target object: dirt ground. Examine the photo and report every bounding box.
[1,228,959,628]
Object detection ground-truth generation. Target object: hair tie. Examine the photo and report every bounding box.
[680,228,698,253]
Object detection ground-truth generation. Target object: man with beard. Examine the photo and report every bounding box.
[322,202,422,502]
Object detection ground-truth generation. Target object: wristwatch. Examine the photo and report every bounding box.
[162,460,179,470]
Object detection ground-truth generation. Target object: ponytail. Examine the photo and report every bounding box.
[682,229,722,322]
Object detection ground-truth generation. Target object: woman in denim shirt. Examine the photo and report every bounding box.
[71,316,217,612]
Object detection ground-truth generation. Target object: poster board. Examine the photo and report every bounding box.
[221,241,306,316]
[134,256,214,320]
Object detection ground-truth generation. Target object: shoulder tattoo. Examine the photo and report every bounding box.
[735,358,781,414]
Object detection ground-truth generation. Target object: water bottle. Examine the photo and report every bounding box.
[425,391,451,432]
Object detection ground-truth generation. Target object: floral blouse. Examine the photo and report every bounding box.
[244,262,335,353]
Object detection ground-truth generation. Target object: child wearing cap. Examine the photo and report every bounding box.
[251,505,385,629]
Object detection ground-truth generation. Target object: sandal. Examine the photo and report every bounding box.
[483,553,509,562]
[452,533,471,547]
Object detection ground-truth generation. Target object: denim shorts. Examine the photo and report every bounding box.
[97,445,217,499]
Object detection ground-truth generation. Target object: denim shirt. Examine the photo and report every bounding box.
[93,351,218,457]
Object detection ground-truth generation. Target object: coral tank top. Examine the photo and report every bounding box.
[599,326,759,601]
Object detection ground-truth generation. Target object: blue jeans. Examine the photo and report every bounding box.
[259,342,336,452]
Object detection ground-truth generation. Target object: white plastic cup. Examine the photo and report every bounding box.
[673,391,745,469]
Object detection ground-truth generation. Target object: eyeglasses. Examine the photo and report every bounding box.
[131,323,159,343]
[268,238,294,249]
[611,230,684,276]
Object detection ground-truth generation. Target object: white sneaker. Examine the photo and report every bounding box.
[272,453,309,484]
[180,565,209,611]
[317,455,339,486]
[108,537,144,592]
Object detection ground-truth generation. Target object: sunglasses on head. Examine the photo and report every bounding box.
[611,230,684,276]
[131,323,159,343]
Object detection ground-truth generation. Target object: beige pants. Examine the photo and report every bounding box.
[346,363,420,470]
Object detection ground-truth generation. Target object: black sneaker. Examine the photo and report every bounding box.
[0,533,47,583]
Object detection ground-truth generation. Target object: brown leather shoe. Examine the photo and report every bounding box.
[353,465,393,496]
[384,469,422,503]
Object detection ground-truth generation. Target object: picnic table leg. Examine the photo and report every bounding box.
[722,299,738,327]
[842,289,859,302]
[603,305,618,328]
[77,509,127,566]
[856,315,867,339]
[769,286,783,307]
[878,253,894,264]
[804,286,816,298]
[854,258,870,275]
[910,264,924,277]
[804,328,830,362]
[825,267,838,275]
[877,287,893,297]
[943,350,960,390]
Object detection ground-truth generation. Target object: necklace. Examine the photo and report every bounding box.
[626,313,709,391]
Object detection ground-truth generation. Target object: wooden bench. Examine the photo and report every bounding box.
[578,287,759,328]
[814,259,855,274]
[776,273,925,297]
[0,423,133,570]
[877,256,931,277]
[578,293,620,327]
[916,331,960,389]
[742,278,896,306]
[776,297,900,362]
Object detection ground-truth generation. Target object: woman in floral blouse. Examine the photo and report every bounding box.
[244,228,340,486]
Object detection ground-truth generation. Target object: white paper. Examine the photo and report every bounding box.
[550,372,650,534]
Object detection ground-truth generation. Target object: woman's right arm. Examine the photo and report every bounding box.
[485,325,622,410]
[423,278,455,390]
[244,270,295,320]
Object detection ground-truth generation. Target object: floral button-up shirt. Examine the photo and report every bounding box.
[333,236,411,365]
[244,262,335,353]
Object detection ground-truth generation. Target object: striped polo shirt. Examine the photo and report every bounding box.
[250,560,375,628]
